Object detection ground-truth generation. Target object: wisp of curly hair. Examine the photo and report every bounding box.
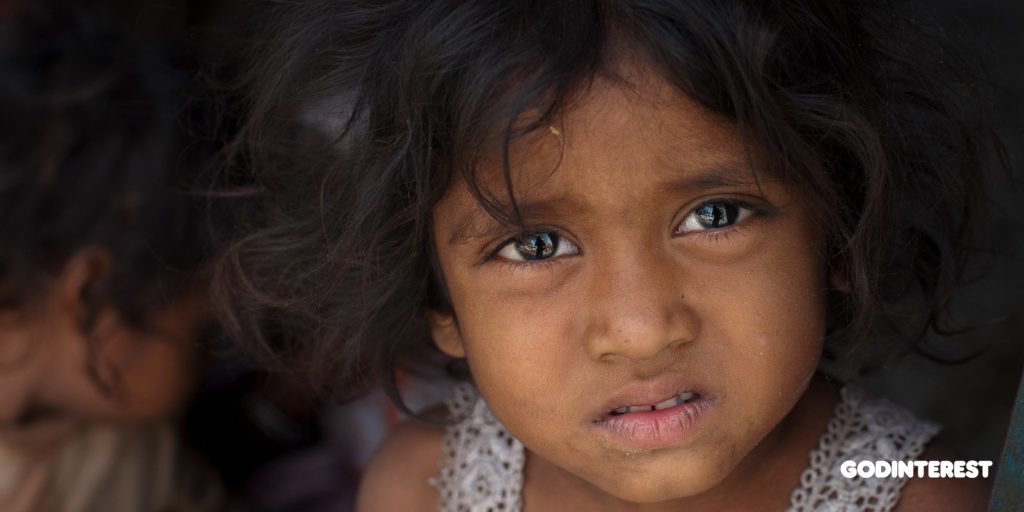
[213,0,995,411]
[0,6,211,387]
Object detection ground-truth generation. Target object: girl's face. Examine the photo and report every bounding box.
[430,72,829,503]
[0,269,201,451]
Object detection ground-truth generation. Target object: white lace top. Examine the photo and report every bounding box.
[431,384,939,512]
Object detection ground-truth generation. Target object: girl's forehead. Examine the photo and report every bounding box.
[437,75,780,243]
[466,74,762,199]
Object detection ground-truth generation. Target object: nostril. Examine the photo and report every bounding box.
[667,337,689,350]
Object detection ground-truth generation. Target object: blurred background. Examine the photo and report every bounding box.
[830,0,1024,464]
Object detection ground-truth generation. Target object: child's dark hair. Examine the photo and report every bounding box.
[0,7,210,351]
[214,0,996,409]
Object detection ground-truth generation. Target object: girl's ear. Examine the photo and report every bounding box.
[426,310,465,358]
[55,247,112,315]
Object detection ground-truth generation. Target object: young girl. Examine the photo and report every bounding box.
[215,1,1000,510]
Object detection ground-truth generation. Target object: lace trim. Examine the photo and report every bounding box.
[432,383,525,512]
[787,387,939,512]
[433,384,937,512]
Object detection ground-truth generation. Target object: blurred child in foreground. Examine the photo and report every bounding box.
[0,4,233,511]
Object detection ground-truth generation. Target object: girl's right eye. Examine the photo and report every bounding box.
[494,232,579,262]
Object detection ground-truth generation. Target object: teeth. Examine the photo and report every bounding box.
[611,392,698,415]
[653,396,680,410]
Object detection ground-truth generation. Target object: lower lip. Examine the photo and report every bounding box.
[593,397,715,450]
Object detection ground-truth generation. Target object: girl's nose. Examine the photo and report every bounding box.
[582,249,699,363]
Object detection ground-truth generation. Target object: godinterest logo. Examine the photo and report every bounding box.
[840,460,993,479]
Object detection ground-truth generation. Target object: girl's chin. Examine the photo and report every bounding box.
[590,468,731,505]
[544,446,739,506]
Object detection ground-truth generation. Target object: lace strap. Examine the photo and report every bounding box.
[431,383,525,512]
[788,387,940,512]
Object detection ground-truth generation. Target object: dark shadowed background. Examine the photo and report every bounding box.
[98,0,1024,463]
[18,0,1021,478]
[823,0,1024,466]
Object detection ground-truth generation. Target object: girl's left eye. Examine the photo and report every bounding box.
[495,231,580,262]
[677,200,754,234]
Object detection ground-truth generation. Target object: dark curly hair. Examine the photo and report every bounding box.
[213,0,996,410]
[0,6,212,364]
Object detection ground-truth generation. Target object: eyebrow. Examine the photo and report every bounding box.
[445,165,765,246]
[663,165,764,192]
[446,199,585,247]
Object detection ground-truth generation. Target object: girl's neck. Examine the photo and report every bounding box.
[523,373,840,512]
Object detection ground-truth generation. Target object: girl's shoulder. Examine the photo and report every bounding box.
[358,383,524,512]
[356,409,447,512]
[790,380,989,512]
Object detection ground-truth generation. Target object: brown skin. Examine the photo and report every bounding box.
[0,248,201,455]
[358,70,989,510]
[434,70,828,508]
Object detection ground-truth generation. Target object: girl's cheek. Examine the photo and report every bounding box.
[757,333,770,350]
[463,297,574,355]
[457,291,581,391]
[473,259,582,302]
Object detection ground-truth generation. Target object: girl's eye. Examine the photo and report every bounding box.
[495,231,579,261]
[677,200,754,234]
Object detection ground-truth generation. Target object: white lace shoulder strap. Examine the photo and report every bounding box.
[432,383,525,512]
[788,386,940,512]
[431,384,937,512]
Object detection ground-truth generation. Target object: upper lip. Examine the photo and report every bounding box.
[593,375,708,421]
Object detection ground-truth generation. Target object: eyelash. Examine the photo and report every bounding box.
[493,258,563,274]
[483,233,572,270]
[484,198,762,270]
[686,222,750,245]
[679,198,760,241]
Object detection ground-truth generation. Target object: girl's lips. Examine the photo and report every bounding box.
[595,377,709,419]
[593,395,715,450]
